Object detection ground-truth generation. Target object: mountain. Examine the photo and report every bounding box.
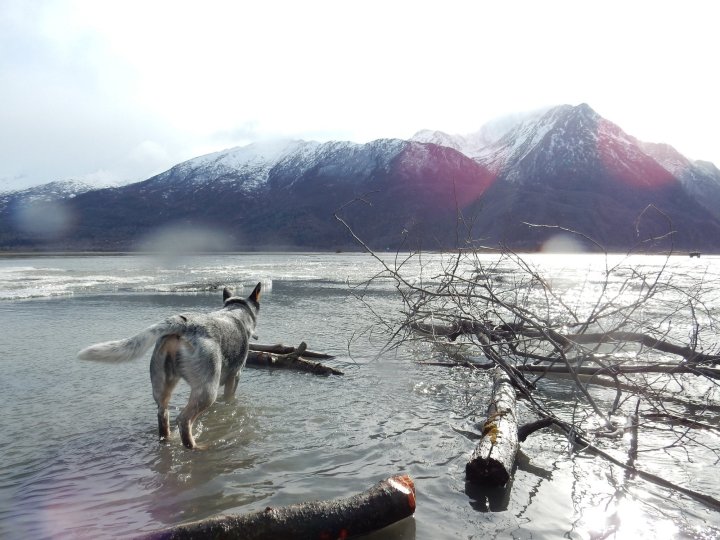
[640,141,720,221]
[0,181,100,246]
[0,139,494,251]
[2,103,720,252]
[459,104,720,249]
[412,108,549,163]
[0,180,95,209]
[415,104,720,250]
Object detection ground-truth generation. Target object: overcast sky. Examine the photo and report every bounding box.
[1,0,718,191]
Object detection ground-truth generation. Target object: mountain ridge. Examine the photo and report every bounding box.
[3,103,720,252]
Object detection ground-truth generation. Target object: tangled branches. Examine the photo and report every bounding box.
[336,209,720,510]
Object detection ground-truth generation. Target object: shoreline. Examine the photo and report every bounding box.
[0,249,714,259]
[0,250,364,258]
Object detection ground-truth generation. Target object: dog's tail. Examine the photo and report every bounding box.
[77,317,185,363]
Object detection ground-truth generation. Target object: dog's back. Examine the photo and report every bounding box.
[174,306,257,381]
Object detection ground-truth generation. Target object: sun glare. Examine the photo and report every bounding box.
[582,492,680,539]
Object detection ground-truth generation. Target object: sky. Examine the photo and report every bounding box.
[1,0,718,191]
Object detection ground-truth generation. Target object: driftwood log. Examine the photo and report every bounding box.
[249,343,334,360]
[140,475,416,540]
[420,360,720,380]
[411,319,720,364]
[247,342,343,376]
[466,368,519,486]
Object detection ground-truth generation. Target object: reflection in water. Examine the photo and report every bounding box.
[581,486,681,539]
[569,460,682,540]
[466,479,513,513]
[364,515,416,540]
[143,401,267,529]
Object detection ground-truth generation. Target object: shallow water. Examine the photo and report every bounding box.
[1,253,719,539]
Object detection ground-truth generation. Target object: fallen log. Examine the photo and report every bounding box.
[565,332,720,364]
[418,360,720,412]
[516,363,720,379]
[140,475,416,540]
[410,318,720,364]
[250,343,335,360]
[420,360,719,379]
[466,368,519,487]
[246,342,343,376]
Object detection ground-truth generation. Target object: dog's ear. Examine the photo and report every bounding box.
[222,287,232,302]
[249,282,262,304]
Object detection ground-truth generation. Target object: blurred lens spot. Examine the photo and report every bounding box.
[137,223,233,261]
[13,200,74,239]
[540,234,586,253]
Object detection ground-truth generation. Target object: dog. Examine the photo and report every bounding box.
[78,283,261,449]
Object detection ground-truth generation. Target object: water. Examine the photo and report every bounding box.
[1,253,719,539]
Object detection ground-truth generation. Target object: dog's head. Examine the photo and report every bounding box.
[222,282,262,312]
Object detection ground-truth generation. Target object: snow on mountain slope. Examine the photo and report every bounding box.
[478,106,577,176]
[0,180,96,211]
[411,107,550,162]
[640,144,720,219]
[410,130,464,153]
[440,103,675,189]
[412,104,717,191]
[639,141,692,177]
[145,138,413,194]
[149,139,323,191]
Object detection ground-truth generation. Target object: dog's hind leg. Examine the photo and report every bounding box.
[171,339,222,449]
[223,372,240,401]
[150,336,181,441]
[177,384,218,449]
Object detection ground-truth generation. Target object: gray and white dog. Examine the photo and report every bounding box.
[78,283,261,449]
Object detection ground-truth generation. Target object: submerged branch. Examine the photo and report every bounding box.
[551,419,720,511]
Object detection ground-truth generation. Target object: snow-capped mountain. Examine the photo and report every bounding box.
[0,180,96,211]
[3,103,720,252]
[482,103,680,190]
[639,141,720,220]
[149,139,323,192]
[639,141,691,177]
[414,104,720,195]
[1,138,492,251]
[411,107,549,163]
